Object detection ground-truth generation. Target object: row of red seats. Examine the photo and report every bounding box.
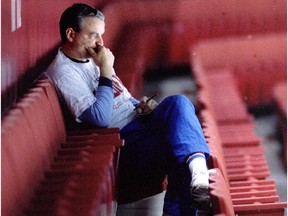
[168,0,286,64]
[191,32,287,171]
[102,0,286,66]
[191,54,287,214]
[191,32,286,108]
[96,0,286,105]
[1,79,124,216]
[100,1,286,103]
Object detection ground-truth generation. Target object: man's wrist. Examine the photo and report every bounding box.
[100,65,113,79]
[99,76,112,87]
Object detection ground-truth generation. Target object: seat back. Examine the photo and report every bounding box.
[209,168,235,216]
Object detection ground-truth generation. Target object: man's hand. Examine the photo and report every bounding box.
[135,96,158,115]
[86,45,114,79]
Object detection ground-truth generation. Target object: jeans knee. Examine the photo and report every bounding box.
[165,95,194,110]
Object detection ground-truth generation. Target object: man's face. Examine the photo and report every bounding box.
[73,17,105,56]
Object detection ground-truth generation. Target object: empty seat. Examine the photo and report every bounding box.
[191,33,287,107]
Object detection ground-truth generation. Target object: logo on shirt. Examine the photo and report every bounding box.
[112,75,124,98]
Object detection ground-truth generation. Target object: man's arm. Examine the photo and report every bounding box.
[78,77,113,127]
[79,45,115,127]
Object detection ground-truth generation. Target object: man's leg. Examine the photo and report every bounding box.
[118,123,170,204]
[119,95,210,214]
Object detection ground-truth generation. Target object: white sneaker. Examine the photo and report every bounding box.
[190,169,210,210]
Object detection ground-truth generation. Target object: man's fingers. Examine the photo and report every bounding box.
[139,96,148,107]
[145,99,157,112]
[140,99,155,113]
[86,45,103,55]
[86,47,97,56]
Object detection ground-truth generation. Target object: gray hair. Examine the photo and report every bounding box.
[60,3,105,43]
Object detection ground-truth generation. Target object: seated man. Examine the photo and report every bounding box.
[46,3,210,215]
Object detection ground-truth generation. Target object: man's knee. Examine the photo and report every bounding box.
[164,95,194,110]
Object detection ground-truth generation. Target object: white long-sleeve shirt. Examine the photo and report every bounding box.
[45,49,137,129]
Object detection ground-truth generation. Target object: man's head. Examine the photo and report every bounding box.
[60,3,105,44]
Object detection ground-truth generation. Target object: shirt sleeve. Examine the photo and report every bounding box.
[78,77,114,127]
[129,97,140,107]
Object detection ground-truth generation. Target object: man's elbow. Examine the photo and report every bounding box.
[79,107,111,128]
[92,117,110,128]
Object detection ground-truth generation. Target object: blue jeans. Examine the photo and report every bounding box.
[119,95,210,215]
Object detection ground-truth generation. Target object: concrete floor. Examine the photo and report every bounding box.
[116,75,287,216]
